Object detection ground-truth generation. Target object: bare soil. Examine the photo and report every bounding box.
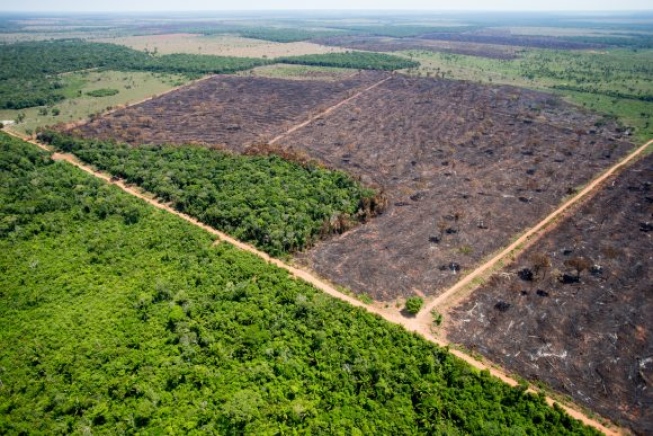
[70,72,635,305]
[447,152,653,435]
[314,35,522,60]
[276,76,633,301]
[72,71,388,150]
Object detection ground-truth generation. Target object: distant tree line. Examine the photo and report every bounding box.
[279,52,419,71]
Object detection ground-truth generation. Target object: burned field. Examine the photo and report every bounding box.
[71,73,633,303]
[447,153,653,435]
[315,35,522,60]
[73,70,387,150]
[277,76,633,300]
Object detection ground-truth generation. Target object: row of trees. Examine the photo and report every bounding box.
[279,51,419,71]
[39,131,378,256]
[0,131,600,435]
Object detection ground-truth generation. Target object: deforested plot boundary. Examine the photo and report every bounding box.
[279,75,634,301]
[71,71,389,150]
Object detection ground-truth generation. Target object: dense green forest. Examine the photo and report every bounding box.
[279,51,420,70]
[39,132,379,256]
[0,132,600,434]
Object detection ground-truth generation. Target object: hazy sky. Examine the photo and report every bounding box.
[2,0,652,12]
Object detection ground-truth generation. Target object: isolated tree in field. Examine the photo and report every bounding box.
[405,297,424,315]
[564,256,592,279]
[531,253,551,279]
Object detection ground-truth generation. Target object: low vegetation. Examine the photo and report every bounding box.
[404,297,424,315]
[0,132,599,434]
[38,131,381,256]
[0,70,187,137]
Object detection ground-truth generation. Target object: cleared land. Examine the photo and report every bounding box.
[72,71,388,149]
[447,151,653,436]
[71,74,633,302]
[277,76,633,300]
[93,34,349,58]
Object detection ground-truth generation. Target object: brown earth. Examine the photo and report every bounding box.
[277,76,633,300]
[447,152,653,435]
[314,35,522,60]
[71,70,388,150]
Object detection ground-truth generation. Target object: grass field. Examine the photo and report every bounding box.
[403,48,653,141]
[0,70,188,136]
[93,34,349,58]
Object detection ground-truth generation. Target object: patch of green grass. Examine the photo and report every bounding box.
[0,70,188,136]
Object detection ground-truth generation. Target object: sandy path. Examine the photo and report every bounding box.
[9,130,631,435]
[268,76,392,145]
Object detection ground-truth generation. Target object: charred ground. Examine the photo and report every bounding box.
[447,152,653,435]
[71,71,387,150]
[71,74,633,302]
[313,35,522,60]
[278,76,633,300]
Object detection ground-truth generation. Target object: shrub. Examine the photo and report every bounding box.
[86,88,120,98]
[404,296,424,315]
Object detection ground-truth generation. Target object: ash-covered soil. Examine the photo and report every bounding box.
[72,71,388,151]
[278,76,633,300]
[448,153,653,435]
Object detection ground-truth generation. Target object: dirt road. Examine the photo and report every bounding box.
[12,129,634,435]
[415,138,653,327]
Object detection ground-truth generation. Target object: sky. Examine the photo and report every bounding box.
[2,0,652,12]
